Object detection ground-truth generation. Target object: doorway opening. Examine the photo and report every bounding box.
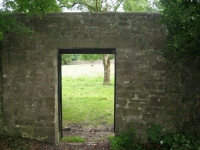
[58,48,116,142]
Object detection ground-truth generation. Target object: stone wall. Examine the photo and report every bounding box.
[0,44,2,135]
[1,12,199,144]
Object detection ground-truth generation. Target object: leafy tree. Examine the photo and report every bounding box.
[80,54,102,62]
[123,0,162,12]
[58,0,124,12]
[152,0,163,11]
[123,0,150,12]
[62,54,80,64]
[0,0,61,43]
[62,54,73,65]
[2,0,61,16]
[0,10,31,43]
[160,0,200,68]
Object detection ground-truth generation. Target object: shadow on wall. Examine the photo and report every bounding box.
[164,62,200,135]
[0,43,2,135]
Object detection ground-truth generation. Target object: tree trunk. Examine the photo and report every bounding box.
[103,54,110,85]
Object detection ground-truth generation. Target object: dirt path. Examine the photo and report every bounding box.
[63,123,114,142]
[0,136,111,150]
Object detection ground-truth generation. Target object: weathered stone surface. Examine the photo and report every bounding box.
[0,45,2,135]
[0,12,199,144]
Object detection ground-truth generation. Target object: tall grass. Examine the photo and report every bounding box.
[62,76,114,127]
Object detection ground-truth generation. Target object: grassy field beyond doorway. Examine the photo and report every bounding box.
[62,61,114,128]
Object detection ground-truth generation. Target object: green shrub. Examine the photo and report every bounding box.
[168,133,200,150]
[61,136,86,143]
[62,54,79,65]
[109,125,200,150]
[109,128,136,150]
[146,124,163,143]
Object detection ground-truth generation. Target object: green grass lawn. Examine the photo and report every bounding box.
[62,76,114,127]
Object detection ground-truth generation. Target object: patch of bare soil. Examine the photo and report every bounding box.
[0,137,111,150]
[63,123,114,142]
[63,140,111,150]
[61,123,113,150]
[0,124,113,150]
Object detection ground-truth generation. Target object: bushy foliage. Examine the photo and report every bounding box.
[109,125,200,150]
[0,0,61,43]
[62,54,79,64]
[3,0,61,16]
[58,0,124,12]
[123,0,161,12]
[80,54,102,62]
[109,128,137,150]
[160,0,200,69]
[0,10,32,34]
[123,0,150,12]
[146,124,163,143]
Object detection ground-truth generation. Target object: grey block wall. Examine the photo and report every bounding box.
[0,45,2,135]
[1,13,199,144]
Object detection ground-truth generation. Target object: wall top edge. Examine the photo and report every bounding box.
[12,12,162,19]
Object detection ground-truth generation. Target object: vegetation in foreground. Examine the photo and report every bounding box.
[61,136,86,143]
[109,125,200,150]
[1,125,199,150]
[0,135,51,150]
[62,76,114,127]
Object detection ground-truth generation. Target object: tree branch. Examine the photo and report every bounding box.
[114,0,124,12]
